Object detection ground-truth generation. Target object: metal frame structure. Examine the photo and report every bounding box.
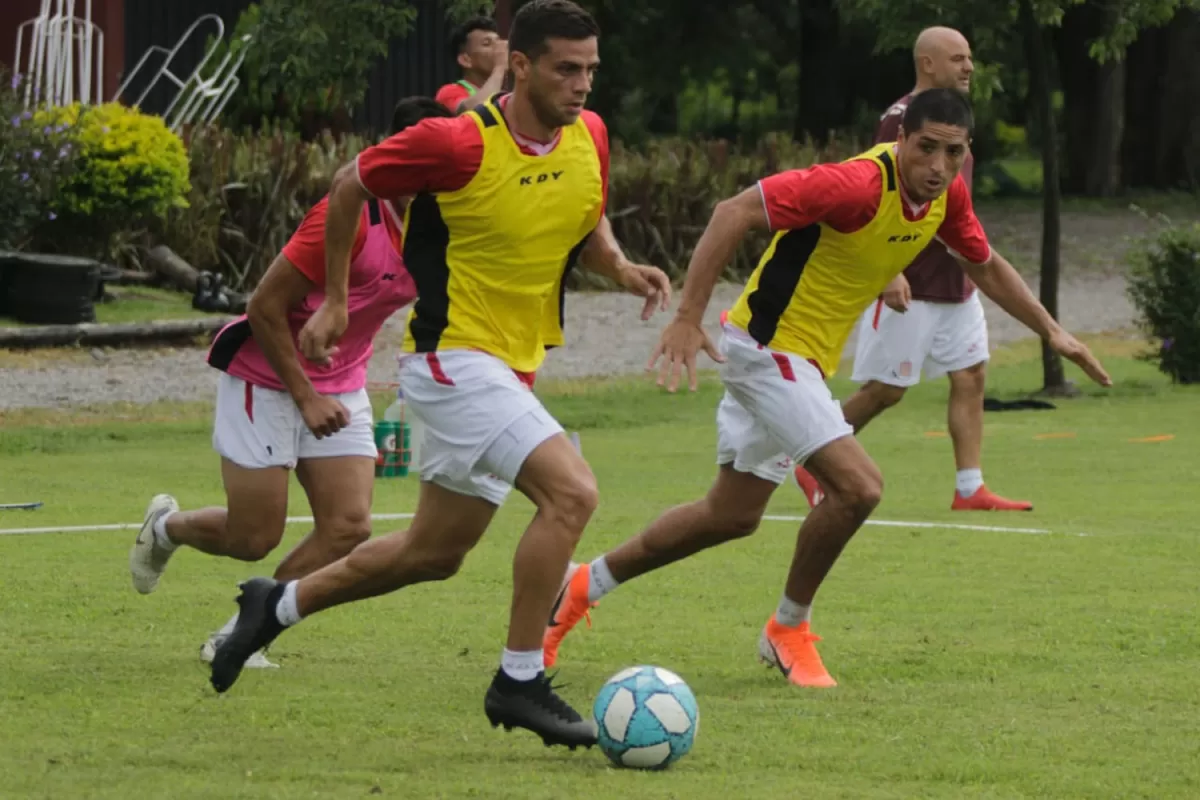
[14,0,105,109]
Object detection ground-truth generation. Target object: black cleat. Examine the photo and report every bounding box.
[209,578,287,693]
[484,669,597,750]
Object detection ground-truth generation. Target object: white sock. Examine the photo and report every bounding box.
[152,511,179,551]
[956,468,984,497]
[775,595,812,628]
[216,612,239,637]
[588,557,619,603]
[500,648,544,682]
[274,581,303,627]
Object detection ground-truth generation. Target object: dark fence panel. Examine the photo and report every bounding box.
[354,0,459,136]
[121,0,458,133]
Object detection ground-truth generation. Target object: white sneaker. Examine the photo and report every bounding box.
[200,634,279,669]
[129,494,180,594]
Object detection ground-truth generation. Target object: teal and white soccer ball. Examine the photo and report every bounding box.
[592,665,699,769]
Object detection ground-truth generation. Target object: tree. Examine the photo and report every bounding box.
[1056,0,1199,195]
[1120,7,1200,190]
[835,0,1087,393]
[216,0,487,136]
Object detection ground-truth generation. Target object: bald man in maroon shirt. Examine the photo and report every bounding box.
[793,26,1033,512]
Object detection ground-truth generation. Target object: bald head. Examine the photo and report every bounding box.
[913,26,973,94]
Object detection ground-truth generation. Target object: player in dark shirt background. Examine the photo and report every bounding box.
[793,26,1036,513]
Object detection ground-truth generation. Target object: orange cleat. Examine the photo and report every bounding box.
[793,465,825,509]
[951,484,1033,511]
[757,616,837,688]
[542,562,595,669]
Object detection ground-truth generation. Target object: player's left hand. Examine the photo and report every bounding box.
[616,260,672,320]
[1049,329,1112,387]
[646,317,723,393]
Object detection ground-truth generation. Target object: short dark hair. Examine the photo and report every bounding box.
[390,96,453,135]
[901,88,974,138]
[449,15,498,55]
[509,0,599,61]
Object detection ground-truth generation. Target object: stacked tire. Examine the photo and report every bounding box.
[0,252,101,324]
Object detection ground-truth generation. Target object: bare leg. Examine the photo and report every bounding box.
[273,456,375,581]
[603,465,777,583]
[166,459,288,561]
[838,380,908,434]
[294,480,496,616]
[946,362,986,471]
[784,436,883,604]
[507,434,599,652]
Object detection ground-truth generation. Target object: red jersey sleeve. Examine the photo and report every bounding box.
[757,160,883,234]
[355,115,483,199]
[434,82,473,113]
[936,175,992,265]
[581,110,610,214]
[280,196,368,284]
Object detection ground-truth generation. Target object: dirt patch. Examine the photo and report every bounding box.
[0,203,1157,410]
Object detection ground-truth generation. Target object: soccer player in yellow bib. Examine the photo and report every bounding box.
[542,88,1111,688]
[207,0,671,750]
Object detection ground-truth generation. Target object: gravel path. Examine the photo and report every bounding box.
[0,274,1136,410]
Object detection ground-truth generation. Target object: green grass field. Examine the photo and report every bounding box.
[2,338,1198,799]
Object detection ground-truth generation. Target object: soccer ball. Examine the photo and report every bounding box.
[592,665,699,769]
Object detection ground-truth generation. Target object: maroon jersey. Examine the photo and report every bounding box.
[875,93,977,303]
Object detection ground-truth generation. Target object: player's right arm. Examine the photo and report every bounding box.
[247,251,350,438]
[650,161,877,391]
[298,117,480,361]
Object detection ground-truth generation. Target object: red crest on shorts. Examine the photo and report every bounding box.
[899,361,913,377]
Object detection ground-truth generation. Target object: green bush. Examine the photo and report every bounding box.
[164,128,859,291]
[0,71,77,251]
[161,126,368,289]
[1127,221,1200,384]
[37,102,190,259]
[604,132,862,284]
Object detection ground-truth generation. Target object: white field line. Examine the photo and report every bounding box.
[0,513,1087,537]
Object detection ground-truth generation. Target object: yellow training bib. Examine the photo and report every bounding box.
[727,143,948,377]
[401,97,604,373]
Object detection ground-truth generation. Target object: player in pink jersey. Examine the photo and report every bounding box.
[127,97,451,668]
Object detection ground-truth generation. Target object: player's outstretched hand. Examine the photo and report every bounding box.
[1049,329,1112,387]
[617,261,672,321]
[298,301,348,365]
[299,393,351,439]
[646,318,724,393]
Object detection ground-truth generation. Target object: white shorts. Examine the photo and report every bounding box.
[715,324,855,484]
[212,373,377,470]
[851,292,989,387]
[397,350,564,506]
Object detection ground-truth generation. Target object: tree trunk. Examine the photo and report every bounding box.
[0,317,233,349]
[795,0,845,144]
[146,245,200,292]
[1054,2,1125,196]
[1086,58,1124,196]
[1122,10,1200,190]
[1020,0,1070,395]
[1054,5,1097,194]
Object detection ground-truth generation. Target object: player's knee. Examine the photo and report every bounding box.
[418,547,469,581]
[321,510,372,557]
[541,468,599,539]
[869,382,907,410]
[951,363,987,395]
[225,517,285,561]
[234,533,282,562]
[844,468,884,515]
[719,506,762,540]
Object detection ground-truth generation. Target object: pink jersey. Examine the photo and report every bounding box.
[207,199,417,394]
